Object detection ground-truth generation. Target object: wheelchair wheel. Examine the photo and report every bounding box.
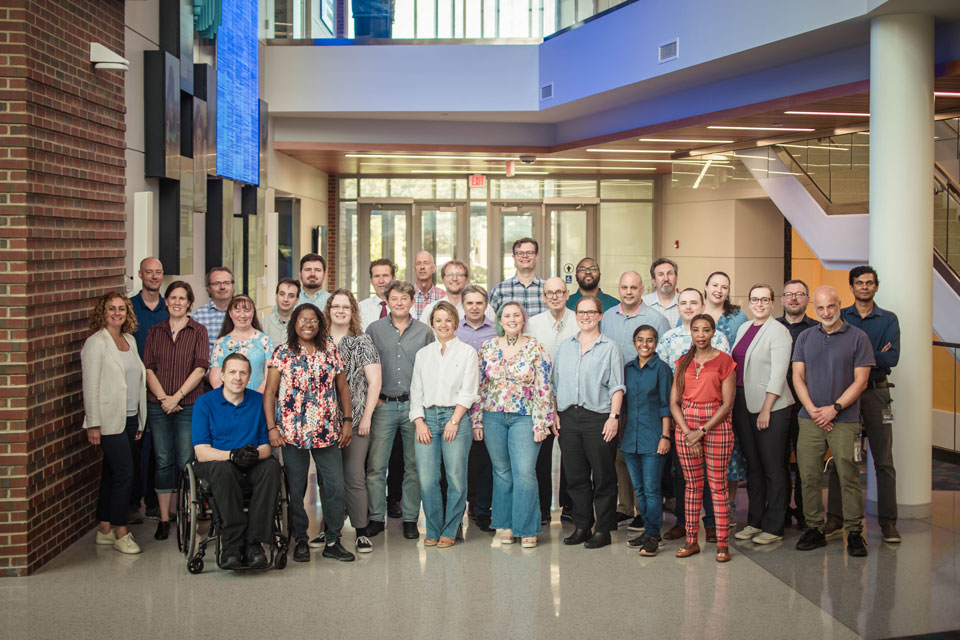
[187,557,204,574]
[272,468,290,570]
[177,464,200,561]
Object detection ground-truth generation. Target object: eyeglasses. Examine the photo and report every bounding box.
[544,290,566,299]
[781,292,807,299]
[444,272,467,279]
[576,266,599,273]
[513,250,537,258]
[329,305,351,312]
[575,310,600,317]
[210,280,234,287]
[749,297,773,305]
[296,318,319,326]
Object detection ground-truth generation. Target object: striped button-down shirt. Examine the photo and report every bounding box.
[143,318,209,404]
[489,275,547,317]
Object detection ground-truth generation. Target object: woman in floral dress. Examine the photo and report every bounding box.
[472,301,554,549]
[209,294,274,392]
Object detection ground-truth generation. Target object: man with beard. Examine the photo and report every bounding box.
[412,251,446,320]
[566,257,619,312]
[642,258,680,326]
[297,253,330,310]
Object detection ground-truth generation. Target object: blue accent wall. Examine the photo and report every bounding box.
[217,0,259,185]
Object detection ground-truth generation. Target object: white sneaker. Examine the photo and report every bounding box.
[752,532,783,545]
[734,525,763,540]
[113,533,142,554]
[95,529,116,545]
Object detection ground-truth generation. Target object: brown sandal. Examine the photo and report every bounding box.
[424,538,438,547]
[716,546,731,562]
[675,542,701,558]
[437,537,455,548]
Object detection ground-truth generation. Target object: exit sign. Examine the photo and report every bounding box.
[469,174,486,188]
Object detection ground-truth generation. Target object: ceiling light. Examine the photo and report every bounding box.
[692,160,712,189]
[413,170,550,175]
[783,110,869,117]
[934,92,960,97]
[638,138,735,144]
[347,153,521,161]
[585,149,676,154]
[707,125,815,132]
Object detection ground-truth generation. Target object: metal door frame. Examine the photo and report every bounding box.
[489,202,545,284]
[357,202,413,298]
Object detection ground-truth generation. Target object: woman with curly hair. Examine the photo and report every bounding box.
[209,294,274,392]
[143,281,209,541]
[81,292,147,554]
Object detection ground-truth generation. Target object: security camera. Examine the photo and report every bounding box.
[90,43,129,71]
[519,155,537,164]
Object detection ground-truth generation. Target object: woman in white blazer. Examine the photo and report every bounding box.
[729,284,795,545]
[81,292,147,555]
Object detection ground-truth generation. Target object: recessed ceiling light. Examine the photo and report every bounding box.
[346,153,520,161]
[784,110,869,117]
[585,148,676,154]
[934,91,960,97]
[707,125,816,132]
[638,138,735,144]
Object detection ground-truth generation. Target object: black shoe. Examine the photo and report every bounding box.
[244,543,269,570]
[823,519,844,538]
[560,507,573,523]
[308,536,326,549]
[563,528,592,545]
[627,534,648,549]
[476,515,494,532]
[355,536,373,553]
[616,513,632,528]
[293,539,311,562]
[584,531,612,549]
[627,516,645,532]
[145,506,161,520]
[847,531,868,557]
[387,501,402,519]
[880,522,901,543]
[796,528,827,551]
[639,536,662,557]
[220,548,246,570]
[127,510,144,525]
[541,511,551,525]
[366,520,385,537]
[322,540,356,562]
[154,521,170,540]
[402,521,420,539]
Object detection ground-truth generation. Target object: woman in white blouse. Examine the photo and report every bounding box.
[410,301,480,547]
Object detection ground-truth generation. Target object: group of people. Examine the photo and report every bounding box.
[81,238,902,569]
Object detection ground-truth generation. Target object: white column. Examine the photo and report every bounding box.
[869,13,934,519]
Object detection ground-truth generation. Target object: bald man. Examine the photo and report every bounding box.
[412,251,445,319]
[130,256,168,521]
[792,286,874,557]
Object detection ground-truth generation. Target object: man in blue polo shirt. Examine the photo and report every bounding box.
[792,286,874,557]
[826,265,902,544]
[192,353,282,570]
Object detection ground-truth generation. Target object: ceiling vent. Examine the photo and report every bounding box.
[658,38,679,63]
[540,82,554,101]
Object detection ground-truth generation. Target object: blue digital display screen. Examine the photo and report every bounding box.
[216,0,259,185]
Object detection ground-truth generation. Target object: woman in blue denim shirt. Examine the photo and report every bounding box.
[620,325,673,557]
[704,271,748,526]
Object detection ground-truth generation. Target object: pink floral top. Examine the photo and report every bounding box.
[471,337,555,435]
[268,339,345,449]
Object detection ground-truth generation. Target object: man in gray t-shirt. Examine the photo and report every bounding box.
[791,286,874,557]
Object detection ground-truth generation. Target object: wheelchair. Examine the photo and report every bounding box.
[176,460,290,574]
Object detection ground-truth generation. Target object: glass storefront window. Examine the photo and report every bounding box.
[469,203,488,286]
[369,208,409,294]
[491,179,541,199]
[544,179,598,198]
[599,179,654,199]
[360,178,389,197]
[390,178,434,199]
[340,178,358,199]
[340,201,358,293]
[421,208,458,267]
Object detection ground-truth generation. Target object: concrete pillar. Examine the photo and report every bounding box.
[868,14,934,518]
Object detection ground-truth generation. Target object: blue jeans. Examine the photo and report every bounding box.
[622,451,666,537]
[283,445,345,543]
[366,400,420,522]
[148,402,194,493]
[482,411,541,537]
[414,407,471,540]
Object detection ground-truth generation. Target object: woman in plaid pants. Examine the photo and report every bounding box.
[669,315,736,562]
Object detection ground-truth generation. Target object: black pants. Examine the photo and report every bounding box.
[785,400,803,517]
[130,427,159,512]
[387,430,404,505]
[96,415,138,527]
[558,407,618,532]
[196,457,282,551]
[467,439,493,518]
[732,391,790,535]
[535,434,571,516]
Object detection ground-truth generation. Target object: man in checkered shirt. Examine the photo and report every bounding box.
[191,266,234,355]
[489,237,547,317]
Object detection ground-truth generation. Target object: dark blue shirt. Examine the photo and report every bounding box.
[840,303,900,381]
[621,356,672,455]
[191,388,270,450]
[131,291,168,358]
[792,321,875,423]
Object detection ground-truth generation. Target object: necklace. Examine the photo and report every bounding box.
[693,349,715,379]
[506,334,519,346]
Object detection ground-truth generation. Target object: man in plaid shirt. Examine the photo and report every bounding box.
[489,237,547,317]
[191,266,234,355]
[412,251,446,320]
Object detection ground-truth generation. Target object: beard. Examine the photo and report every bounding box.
[576,277,599,292]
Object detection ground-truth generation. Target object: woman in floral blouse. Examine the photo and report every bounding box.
[209,294,274,392]
[472,301,554,549]
[263,303,355,564]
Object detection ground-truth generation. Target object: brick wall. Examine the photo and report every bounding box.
[327,174,338,288]
[0,0,126,576]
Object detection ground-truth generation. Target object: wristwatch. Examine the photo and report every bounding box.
[343,416,353,422]
[660,435,671,441]
[832,402,843,412]
[609,413,620,419]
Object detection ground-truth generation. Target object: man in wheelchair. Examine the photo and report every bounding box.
[192,352,282,570]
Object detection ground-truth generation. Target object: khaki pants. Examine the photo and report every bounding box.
[796,418,863,532]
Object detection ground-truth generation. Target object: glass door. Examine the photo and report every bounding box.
[546,205,597,287]
[490,204,543,282]
[358,204,412,298]
[416,205,462,269]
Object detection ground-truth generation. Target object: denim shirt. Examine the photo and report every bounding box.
[553,333,626,413]
[621,356,673,455]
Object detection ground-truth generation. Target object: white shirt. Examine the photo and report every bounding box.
[359,295,388,331]
[421,298,495,327]
[526,308,578,362]
[409,337,480,421]
[642,291,680,327]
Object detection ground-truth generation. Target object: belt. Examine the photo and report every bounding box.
[379,393,410,402]
[866,378,894,389]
